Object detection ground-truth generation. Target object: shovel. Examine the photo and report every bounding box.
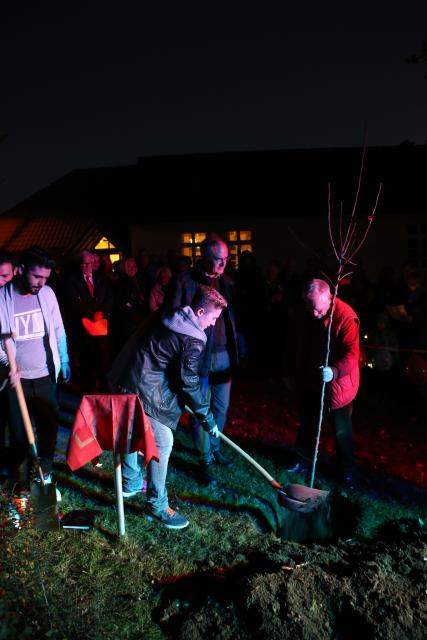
[3,336,60,530]
[218,432,332,541]
[219,432,329,513]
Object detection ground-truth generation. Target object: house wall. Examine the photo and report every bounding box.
[131,211,424,281]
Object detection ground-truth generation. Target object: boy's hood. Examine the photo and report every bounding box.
[162,306,207,343]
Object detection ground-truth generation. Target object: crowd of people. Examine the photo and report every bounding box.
[1,239,426,528]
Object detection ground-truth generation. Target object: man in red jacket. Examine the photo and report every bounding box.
[289,278,360,483]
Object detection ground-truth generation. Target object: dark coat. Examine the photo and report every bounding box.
[167,262,239,377]
[107,307,217,432]
[64,271,114,322]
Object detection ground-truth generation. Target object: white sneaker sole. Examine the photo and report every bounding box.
[146,514,189,529]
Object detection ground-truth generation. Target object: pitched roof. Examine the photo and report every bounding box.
[0,214,104,258]
[1,145,425,254]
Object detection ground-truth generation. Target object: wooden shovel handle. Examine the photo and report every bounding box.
[3,337,37,449]
[218,431,283,489]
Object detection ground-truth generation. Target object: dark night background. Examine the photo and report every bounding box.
[1,1,426,214]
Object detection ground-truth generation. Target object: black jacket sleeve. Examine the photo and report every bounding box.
[180,337,216,432]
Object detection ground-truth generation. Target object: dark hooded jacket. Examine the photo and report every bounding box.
[107,306,216,432]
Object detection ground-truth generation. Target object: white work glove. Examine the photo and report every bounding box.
[210,425,220,438]
[320,366,334,382]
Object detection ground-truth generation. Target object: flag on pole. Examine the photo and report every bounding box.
[67,394,159,471]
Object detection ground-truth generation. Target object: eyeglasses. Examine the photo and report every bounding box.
[212,256,229,264]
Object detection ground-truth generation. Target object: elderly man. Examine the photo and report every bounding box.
[167,234,239,484]
[64,250,114,392]
[289,278,360,483]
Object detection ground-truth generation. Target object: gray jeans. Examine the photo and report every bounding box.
[122,415,174,515]
[194,350,232,464]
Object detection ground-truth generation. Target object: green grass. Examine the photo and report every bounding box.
[1,427,424,639]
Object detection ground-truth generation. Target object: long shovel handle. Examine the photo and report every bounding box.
[218,432,283,489]
[4,337,41,468]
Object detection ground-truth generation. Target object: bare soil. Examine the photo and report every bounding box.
[156,375,427,639]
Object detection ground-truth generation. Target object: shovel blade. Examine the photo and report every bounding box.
[277,483,330,514]
[285,483,329,503]
[30,482,60,531]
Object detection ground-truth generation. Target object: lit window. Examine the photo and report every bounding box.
[181,229,253,268]
[95,236,116,250]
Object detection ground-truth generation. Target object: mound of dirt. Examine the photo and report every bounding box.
[154,519,427,639]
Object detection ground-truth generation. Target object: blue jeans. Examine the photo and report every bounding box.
[122,415,173,515]
[194,350,232,464]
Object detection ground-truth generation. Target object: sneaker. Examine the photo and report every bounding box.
[123,479,148,498]
[212,451,232,467]
[147,507,189,529]
[197,463,217,485]
[287,462,307,475]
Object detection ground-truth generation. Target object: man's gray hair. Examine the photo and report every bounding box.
[303,278,331,298]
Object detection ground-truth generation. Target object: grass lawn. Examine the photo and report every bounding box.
[1,378,426,638]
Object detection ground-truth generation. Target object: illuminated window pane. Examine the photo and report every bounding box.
[109,253,120,263]
[240,244,252,253]
[239,230,252,241]
[229,244,238,255]
[95,236,116,250]
[194,232,206,243]
[195,247,201,257]
[182,233,192,244]
[228,231,237,242]
[182,247,192,257]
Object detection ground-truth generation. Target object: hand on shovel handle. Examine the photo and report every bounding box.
[3,336,44,484]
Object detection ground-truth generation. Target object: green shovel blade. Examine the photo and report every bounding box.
[30,482,60,531]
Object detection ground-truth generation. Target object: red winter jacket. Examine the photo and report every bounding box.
[295,297,360,410]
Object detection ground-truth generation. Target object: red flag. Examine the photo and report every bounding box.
[67,395,159,471]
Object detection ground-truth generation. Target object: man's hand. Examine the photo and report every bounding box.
[210,425,220,438]
[320,366,334,382]
[8,368,21,388]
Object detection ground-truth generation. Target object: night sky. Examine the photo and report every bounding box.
[1,2,426,213]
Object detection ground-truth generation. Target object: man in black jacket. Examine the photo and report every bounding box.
[64,250,114,392]
[167,234,239,483]
[107,285,227,529]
